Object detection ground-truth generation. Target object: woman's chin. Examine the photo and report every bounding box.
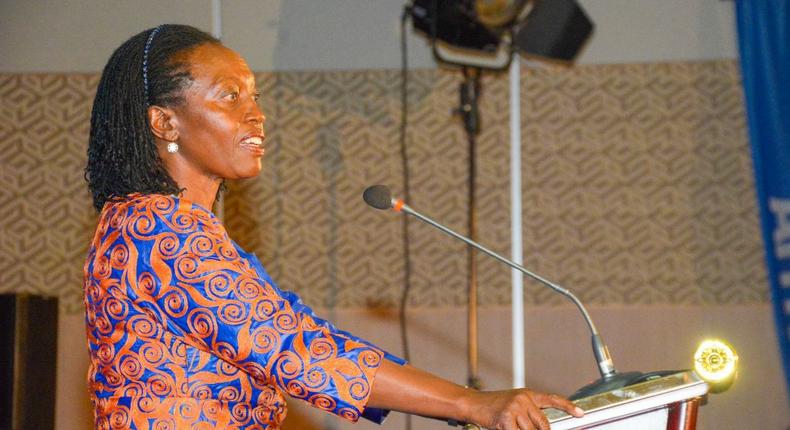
[235,161,263,179]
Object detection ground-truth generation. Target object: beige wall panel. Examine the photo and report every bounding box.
[1,0,735,73]
[55,305,789,429]
[0,0,213,72]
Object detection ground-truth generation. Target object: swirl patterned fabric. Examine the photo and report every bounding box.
[83,194,400,429]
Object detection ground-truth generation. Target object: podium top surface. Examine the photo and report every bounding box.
[545,371,709,429]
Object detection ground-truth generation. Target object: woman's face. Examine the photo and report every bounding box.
[168,43,266,184]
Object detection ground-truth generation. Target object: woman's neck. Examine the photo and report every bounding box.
[178,179,220,210]
[161,149,222,210]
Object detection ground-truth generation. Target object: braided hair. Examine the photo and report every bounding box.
[85,24,219,212]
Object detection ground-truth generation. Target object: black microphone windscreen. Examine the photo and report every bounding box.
[363,185,392,210]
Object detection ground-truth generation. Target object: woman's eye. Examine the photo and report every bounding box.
[223,91,239,101]
[253,93,261,102]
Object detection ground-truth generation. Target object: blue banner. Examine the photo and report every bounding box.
[736,0,790,398]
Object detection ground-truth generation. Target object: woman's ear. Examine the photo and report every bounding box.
[147,105,179,142]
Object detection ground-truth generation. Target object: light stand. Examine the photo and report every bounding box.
[455,67,483,389]
[407,0,596,396]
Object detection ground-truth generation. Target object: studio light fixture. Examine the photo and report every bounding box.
[409,0,594,69]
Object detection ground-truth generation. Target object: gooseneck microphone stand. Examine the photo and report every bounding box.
[363,185,647,402]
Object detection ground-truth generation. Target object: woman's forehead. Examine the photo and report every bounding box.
[183,43,254,84]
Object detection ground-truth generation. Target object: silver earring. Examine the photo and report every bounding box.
[166,142,179,153]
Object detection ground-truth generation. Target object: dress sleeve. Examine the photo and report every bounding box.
[251,261,406,423]
[109,196,402,423]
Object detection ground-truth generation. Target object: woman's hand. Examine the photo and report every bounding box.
[368,360,583,429]
[459,388,584,430]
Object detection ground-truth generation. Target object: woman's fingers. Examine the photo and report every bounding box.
[522,393,551,430]
[515,413,538,430]
[534,392,584,417]
[496,390,550,430]
[511,390,583,430]
[469,388,583,430]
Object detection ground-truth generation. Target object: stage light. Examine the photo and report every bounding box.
[411,0,501,53]
[693,339,739,393]
[409,0,594,69]
[475,0,529,28]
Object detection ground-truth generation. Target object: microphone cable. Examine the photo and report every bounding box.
[399,4,414,430]
[398,2,413,366]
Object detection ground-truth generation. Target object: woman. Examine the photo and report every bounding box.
[84,24,583,430]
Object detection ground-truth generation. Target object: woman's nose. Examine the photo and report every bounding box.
[247,102,265,125]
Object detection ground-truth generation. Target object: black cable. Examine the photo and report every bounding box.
[399,5,414,430]
[399,2,413,365]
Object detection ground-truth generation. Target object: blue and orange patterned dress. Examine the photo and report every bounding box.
[83,193,401,429]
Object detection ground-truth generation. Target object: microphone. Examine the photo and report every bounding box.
[363,184,645,399]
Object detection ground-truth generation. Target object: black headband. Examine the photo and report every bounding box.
[142,25,164,105]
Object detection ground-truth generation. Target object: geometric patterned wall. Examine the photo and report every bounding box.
[0,74,99,313]
[0,60,768,313]
[517,62,766,306]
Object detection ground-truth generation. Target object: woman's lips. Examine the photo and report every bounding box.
[240,135,265,156]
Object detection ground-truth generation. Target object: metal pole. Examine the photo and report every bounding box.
[211,0,223,40]
[509,54,525,388]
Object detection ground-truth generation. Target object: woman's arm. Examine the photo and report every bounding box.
[368,360,584,430]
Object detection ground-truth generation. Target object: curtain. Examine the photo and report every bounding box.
[736,0,790,398]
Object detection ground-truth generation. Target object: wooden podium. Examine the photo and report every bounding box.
[545,371,709,430]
